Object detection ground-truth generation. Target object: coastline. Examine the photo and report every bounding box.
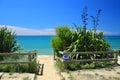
[37,55,53,57]
[37,55,54,61]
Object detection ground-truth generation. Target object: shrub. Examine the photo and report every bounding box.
[51,8,112,70]
[51,26,72,55]
[0,27,20,53]
[0,27,20,60]
[0,63,37,73]
[68,29,110,52]
[0,64,11,72]
[55,59,65,72]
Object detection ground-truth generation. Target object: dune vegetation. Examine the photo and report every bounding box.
[51,8,115,71]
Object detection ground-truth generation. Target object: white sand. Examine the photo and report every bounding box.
[37,56,62,80]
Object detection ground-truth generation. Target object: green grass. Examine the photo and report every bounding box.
[23,76,31,80]
[117,72,120,74]
[0,55,38,73]
[55,58,116,71]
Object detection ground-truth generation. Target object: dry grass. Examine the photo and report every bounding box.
[61,66,120,80]
[1,73,35,80]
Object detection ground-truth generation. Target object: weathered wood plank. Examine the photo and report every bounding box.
[0,61,32,64]
[59,51,119,63]
[0,53,36,55]
[31,57,37,62]
[0,52,37,65]
[60,51,118,55]
[60,58,117,62]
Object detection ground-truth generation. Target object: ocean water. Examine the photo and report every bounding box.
[17,36,54,55]
[17,36,120,55]
[104,36,120,50]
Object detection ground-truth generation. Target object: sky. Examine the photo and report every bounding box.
[0,0,120,35]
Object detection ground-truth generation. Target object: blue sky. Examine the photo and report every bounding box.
[0,0,120,35]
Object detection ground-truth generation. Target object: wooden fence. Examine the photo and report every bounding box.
[59,50,119,64]
[0,52,37,64]
[0,52,45,75]
[0,52,37,73]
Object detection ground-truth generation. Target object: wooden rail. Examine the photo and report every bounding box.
[0,52,44,74]
[0,52,37,73]
[59,50,119,64]
[0,52,37,64]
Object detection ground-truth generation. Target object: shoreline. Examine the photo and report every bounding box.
[37,55,53,57]
[37,55,54,61]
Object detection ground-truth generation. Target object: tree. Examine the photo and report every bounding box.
[0,27,20,53]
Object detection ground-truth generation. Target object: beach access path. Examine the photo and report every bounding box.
[37,56,62,80]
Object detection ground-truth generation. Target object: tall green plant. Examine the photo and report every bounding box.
[91,9,102,34]
[81,7,88,33]
[68,27,110,52]
[0,27,20,53]
[52,7,112,70]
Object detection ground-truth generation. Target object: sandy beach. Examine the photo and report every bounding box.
[37,55,62,80]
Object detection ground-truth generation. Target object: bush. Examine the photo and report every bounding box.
[0,63,37,73]
[55,60,116,71]
[51,26,72,55]
[0,64,11,72]
[0,27,20,60]
[19,64,29,72]
[52,8,111,70]
[0,27,20,53]
[55,59,65,72]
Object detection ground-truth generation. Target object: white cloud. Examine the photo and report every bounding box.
[96,30,120,35]
[0,25,56,35]
[0,25,119,35]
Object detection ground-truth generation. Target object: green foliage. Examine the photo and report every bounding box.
[51,26,72,56]
[51,26,110,55]
[51,37,63,52]
[53,26,111,70]
[23,77,31,80]
[55,60,116,71]
[51,8,111,70]
[81,62,95,69]
[0,54,37,73]
[63,61,81,70]
[28,62,38,73]
[0,27,20,53]
[55,26,72,47]
[0,63,37,73]
[91,9,102,33]
[0,64,11,72]
[68,27,110,52]
[19,64,29,72]
[55,59,65,71]
[81,7,88,32]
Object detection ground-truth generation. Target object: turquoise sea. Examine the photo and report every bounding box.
[17,36,120,55]
[17,36,54,55]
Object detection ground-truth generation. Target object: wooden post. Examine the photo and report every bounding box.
[115,51,119,64]
[28,54,32,71]
[76,53,78,60]
[28,54,32,62]
[53,50,56,60]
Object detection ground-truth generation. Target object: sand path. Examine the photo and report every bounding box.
[37,56,62,80]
